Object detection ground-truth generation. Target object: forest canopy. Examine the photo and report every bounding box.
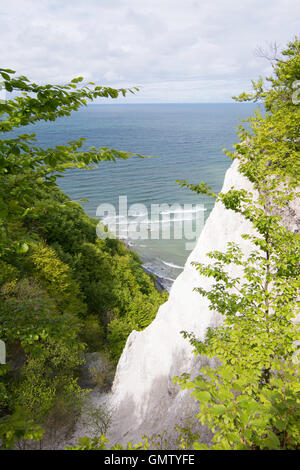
[0,71,167,449]
[0,37,299,451]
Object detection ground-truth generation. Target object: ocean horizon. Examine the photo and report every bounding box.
[8,102,260,288]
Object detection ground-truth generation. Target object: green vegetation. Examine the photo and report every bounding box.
[0,72,167,449]
[68,38,300,452]
[0,37,299,451]
[175,37,300,450]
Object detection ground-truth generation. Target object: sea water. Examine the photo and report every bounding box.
[8,103,259,288]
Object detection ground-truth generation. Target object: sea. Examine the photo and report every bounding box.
[10,103,259,290]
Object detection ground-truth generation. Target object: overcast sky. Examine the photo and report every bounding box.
[1,0,299,102]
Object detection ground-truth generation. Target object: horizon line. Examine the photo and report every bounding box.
[88,101,258,105]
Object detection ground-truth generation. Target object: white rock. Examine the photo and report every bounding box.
[106,159,257,446]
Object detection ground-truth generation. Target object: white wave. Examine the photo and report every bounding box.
[140,217,200,225]
[161,260,184,269]
[102,209,206,226]
[142,264,176,283]
[163,276,177,282]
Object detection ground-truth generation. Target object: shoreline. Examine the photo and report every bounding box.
[121,238,170,292]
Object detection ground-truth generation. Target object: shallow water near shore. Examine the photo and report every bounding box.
[10,102,258,287]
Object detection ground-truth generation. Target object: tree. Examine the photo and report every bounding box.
[0,70,142,255]
[175,37,300,450]
[0,70,157,449]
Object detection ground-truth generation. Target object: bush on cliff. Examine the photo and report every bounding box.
[175,37,300,450]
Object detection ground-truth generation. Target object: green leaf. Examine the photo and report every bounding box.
[15,242,29,254]
[194,391,211,402]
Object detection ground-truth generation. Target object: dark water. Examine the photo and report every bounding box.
[7,103,259,288]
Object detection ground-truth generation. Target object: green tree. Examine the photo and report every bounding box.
[0,70,142,255]
[0,70,164,449]
[175,38,300,450]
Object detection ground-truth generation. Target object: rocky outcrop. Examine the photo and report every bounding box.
[106,159,258,446]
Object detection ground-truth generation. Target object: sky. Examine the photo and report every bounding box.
[0,0,299,103]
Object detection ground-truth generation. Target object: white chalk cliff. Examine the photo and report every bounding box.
[106,159,259,446]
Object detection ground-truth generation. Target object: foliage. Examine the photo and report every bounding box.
[80,315,105,352]
[66,435,150,450]
[83,401,112,438]
[0,407,44,450]
[0,70,166,448]
[0,69,145,257]
[175,38,300,450]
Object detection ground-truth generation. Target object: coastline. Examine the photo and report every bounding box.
[121,238,170,292]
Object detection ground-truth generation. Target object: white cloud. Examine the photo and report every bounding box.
[0,0,299,102]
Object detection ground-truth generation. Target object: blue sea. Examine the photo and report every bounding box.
[12,103,259,289]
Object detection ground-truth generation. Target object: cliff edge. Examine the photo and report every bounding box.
[106,159,258,446]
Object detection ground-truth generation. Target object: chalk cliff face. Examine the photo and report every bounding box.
[106,159,258,446]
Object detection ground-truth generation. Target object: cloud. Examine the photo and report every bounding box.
[0,0,299,102]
